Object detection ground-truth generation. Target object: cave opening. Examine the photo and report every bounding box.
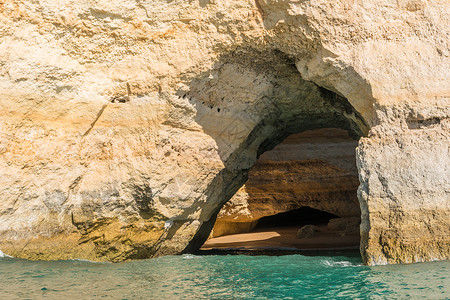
[179,52,369,257]
[255,207,338,229]
[199,128,362,253]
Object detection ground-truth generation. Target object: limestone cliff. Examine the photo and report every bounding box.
[0,0,448,265]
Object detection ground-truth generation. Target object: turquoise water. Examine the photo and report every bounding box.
[0,252,448,299]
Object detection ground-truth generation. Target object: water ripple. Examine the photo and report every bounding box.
[0,253,448,299]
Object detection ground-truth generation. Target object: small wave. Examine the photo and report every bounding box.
[0,249,12,258]
[182,254,198,259]
[321,260,362,267]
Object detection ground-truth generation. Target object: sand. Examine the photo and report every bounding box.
[201,225,359,251]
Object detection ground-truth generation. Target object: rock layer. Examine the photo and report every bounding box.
[0,0,448,264]
[211,128,361,238]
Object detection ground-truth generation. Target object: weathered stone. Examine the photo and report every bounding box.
[296,225,318,239]
[327,217,361,235]
[209,221,259,239]
[0,0,448,265]
[357,112,450,265]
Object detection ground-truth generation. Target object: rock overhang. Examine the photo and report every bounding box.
[0,0,448,264]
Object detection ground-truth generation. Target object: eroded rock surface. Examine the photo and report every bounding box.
[327,217,361,235]
[0,0,448,264]
[211,128,361,238]
[296,225,318,239]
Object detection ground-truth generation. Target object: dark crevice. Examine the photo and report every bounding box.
[406,117,441,129]
[82,104,108,137]
[256,207,339,229]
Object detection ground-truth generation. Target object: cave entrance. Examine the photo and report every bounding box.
[255,207,338,229]
[200,128,361,253]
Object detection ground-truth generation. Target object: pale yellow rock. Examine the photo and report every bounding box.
[0,0,448,264]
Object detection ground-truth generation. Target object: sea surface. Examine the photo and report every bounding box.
[0,251,448,299]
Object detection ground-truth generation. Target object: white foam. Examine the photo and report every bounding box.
[0,249,12,258]
[182,254,198,259]
[321,260,362,267]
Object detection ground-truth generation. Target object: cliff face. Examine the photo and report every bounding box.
[0,0,448,264]
[211,129,361,238]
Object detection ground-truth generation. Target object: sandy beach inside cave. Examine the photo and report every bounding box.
[201,225,359,251]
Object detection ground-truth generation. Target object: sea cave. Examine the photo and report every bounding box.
[201,129,362,253]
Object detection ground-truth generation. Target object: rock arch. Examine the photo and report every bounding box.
[167,49,368,255]
[0,0,448,265]
[154,44,449,265]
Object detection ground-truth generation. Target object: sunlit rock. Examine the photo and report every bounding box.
[0,0,448,264]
